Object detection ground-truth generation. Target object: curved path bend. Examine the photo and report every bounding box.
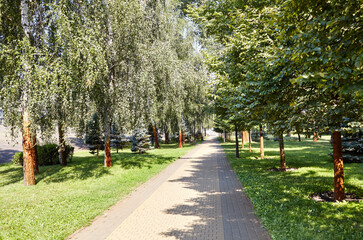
[69,136,270,240]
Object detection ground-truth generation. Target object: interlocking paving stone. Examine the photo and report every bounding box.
[68,136,271,240]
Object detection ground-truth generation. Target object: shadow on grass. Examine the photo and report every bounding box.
[116,152,175,169]
[0,164,24,187]
[220,138,363,239]
[0,143,186,186]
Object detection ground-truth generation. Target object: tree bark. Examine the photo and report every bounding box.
[165,130,169,144]
[223,129,226,143]
[235,125,239,158]
[58,123,67,166]
[241,131,244,149]
[333,131,345,201]
[259,124,264,159]
[204,128,206,136]
[104,114,112,167]
[313,132,318,141]
[279,133,286,172]
[21,0,35,186]
[22,110,35,186]
[153,125,160,148]
[298,133,301,142]
[200,123,203,141]
[31,133,39,174]
[249,129,252,153]
[193,121,196,141]
[178,128,183,148]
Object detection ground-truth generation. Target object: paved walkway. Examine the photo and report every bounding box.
[68,136,270,240]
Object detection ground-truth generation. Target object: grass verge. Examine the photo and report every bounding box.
[0,141,200,240]
[220,136,362,240]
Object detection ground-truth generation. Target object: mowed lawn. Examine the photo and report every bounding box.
[0,142,199,240]
[220,136,363,240]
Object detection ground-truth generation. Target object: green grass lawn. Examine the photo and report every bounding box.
[220,136,363,240]
[0,142,199,240]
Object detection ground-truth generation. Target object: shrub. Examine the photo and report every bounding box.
[12,144,75,166]
[12,152,23,166]
[37,144,59,165]
[65,145,75,162]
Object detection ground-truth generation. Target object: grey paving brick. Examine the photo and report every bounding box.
[68,136,271,240]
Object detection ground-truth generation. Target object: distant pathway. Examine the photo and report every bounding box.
[69,136,271,240]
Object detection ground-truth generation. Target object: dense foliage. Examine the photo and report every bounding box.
[0,0,211,184]
[188,0,362,200]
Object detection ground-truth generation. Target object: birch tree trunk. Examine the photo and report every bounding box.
[58,123,67,166]
[193,120,196,141]
[104,112,112,167]
[21,0,36,186]
[103,0,115,167]
[153,125,160,149]
[22,110,35,185]
[165,128,169,144]
[178,128,183,148]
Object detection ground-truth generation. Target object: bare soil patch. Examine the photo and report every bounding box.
[267,167,299,172]
[310,191,362,202]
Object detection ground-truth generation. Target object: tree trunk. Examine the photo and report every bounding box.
[259,124,264,159]
[58,123,67,166]
[165,130,169,144]
[223,129,226,143]
[153,125,160,148]
[241,131,244,149]
[332,131,345,201]
[104,114,112,167]
[31,132,39,174]
[178,128,183,148]
[22,110,35,186]
[105,139,111,167]
[200,123,203,141]
[249,129,252,153]
[279,133,286,172]
[313,132,318,141]
[204,128,206,136]
[193,121,196,141]
[21,0,35,186]
[235,125,239,158]
[298,133,301,142]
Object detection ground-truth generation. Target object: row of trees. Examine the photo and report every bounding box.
[0,0,210,185]
[188,0,362,201]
